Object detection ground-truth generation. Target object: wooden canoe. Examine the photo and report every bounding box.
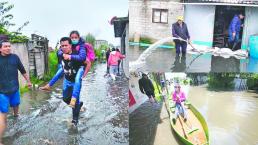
[168,100,209,145]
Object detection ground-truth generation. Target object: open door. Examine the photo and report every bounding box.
[213,6,245,49]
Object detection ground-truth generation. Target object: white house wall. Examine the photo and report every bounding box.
[184,5,215,47]
[129,0,184,41]
[242,7,258,50]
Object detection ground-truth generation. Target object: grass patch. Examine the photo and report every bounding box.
[153,80,163,102]
[140,37,153,44]
[20,86,29,94]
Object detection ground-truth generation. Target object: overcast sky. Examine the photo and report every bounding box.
[8,0,128,47]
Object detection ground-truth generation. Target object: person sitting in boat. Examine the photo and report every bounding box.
[172,83,187,122]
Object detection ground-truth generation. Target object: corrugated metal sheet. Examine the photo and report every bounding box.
[113,17,129,37]
[183,0,258,5]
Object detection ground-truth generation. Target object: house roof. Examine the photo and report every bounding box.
[183,0,258,5]
[113,17,129,38]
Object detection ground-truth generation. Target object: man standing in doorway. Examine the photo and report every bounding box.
[228,13,245,50]
[172,16,191,56]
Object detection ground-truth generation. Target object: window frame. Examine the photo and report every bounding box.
[152,8,168,24]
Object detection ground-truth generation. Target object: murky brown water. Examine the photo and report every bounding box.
[188,85,258,145]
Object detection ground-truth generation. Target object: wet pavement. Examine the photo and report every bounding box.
[3,63,129,145]
[129,101,166,145]
[129,46,258,73]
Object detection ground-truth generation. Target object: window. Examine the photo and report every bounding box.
[152,9,168,24]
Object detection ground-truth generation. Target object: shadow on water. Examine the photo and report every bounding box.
[129,99,185,145]
[3,63,129,145]
[129,101,163,145]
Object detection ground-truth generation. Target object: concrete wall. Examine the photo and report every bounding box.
[129,0,184,41]
[11,43,30,87]
[242,7,258,49]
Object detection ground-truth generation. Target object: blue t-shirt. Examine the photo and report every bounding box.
[0,54,26,94]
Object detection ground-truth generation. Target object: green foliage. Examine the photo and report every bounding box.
[19,86,29,94]
[246,74,258,91]
[0,2,29,43]
[0,2,15,28]
[47,50,58,76]
[85,33,96,47]
[207,73,235,90]
[140,37,153,44]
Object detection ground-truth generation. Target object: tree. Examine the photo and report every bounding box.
[85,33,96,48]
[0,1,29,43]
[0,2,15,28]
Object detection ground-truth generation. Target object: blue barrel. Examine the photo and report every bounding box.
[249,35,258,58]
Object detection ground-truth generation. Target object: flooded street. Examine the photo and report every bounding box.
[129,46,258,73]
[3,63,129,145]
[129,81,258,145]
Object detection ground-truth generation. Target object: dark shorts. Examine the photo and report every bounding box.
[146,91,155,99]
[0,90,20,113]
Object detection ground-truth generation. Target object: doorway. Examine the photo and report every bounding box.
[213,6,245,49]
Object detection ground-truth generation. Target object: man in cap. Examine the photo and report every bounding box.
[172,16,191,56]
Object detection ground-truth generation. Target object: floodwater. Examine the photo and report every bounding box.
[129,79,258,145]
[129,45,258,73]
[3,63,129,145]
[188,85,258,145]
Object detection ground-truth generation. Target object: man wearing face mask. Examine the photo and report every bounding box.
[40,31,86,108]
[43,37,84,126]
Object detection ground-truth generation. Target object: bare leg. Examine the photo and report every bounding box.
[0,113,7,144]
[13,106,19,117]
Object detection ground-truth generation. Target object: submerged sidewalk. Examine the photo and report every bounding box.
[153,102,180,145]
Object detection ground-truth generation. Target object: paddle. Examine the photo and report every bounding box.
[178,115,188,139]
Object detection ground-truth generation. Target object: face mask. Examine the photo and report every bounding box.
[71,39,79,45]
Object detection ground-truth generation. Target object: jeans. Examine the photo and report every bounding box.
[175,41,187,55]
[49,65,63,87]
[63,79,80,105]
[175,103,187,119]
[109,65,118,76]
[72,67,84,100]
[49,65,84,102]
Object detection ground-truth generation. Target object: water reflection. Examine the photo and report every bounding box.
[129,46,258,72]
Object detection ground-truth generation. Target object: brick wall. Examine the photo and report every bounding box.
[129,0,184,41]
